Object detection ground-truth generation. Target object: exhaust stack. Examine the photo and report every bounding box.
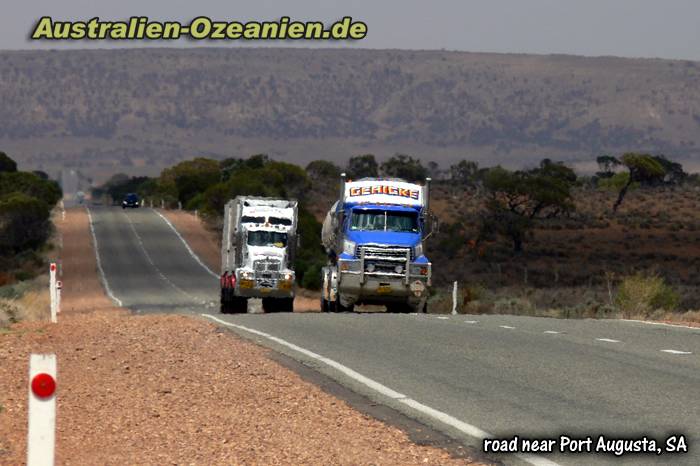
[424,177,431,213]
[339,172,347,204]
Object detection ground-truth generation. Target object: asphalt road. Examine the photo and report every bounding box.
[89,206,700,466]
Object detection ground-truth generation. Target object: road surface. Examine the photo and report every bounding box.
[89,206,700,466]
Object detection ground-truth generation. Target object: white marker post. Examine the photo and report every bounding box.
[49,263,57,323]
[55,281,62,314]
[27,354,57,466]
[451,281,458,315]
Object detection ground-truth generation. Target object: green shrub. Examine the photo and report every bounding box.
[615,273,679,317]
[300,263,322,290]
[0,193,51,253]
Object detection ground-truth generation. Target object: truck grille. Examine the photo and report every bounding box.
[253,260,281,273]
[356,245,413,261]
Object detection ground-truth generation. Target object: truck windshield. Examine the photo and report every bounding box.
[247,231,288,248]
[350,210,419,233]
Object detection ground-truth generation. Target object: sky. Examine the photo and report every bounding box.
[2,0,700,60]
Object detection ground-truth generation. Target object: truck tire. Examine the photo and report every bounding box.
[387,303,413,314]
[279,297,294,312]
[220,289,231,314]
[337,301,354,313]
[262,297,294,313]
[231,296,248,313]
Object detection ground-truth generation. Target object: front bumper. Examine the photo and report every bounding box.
[337,258,430,304]
[235,274,295,299]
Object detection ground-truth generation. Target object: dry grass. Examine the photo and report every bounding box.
[0,276,50,327]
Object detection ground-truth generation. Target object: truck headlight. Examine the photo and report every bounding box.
[414,243,423,257]
[343,239,356,256]
[283,272,294,281]
[240,270,254,280]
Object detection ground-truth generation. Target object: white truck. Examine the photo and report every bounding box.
[220,196,298,313]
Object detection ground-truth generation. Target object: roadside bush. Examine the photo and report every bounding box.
[0,171,62,206]
[300,263,322,290]
[615,273,679,317]
[0,193,51,253]
[493,297,535,315]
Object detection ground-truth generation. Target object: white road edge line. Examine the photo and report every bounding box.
[436,316,449,320]
[153,209,219,278]
[621,319,700,331]
[596,338,621,343]
[86,208,123,307]
[660,349,693,355]
[464,320,479,324]
[202,313,560,466]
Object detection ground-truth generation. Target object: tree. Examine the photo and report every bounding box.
[380,154,427,182]
[426,161,441,180]
[0,152,17,173]
[612,153,665,212]
[346,154,378,179]
[160,157,220,205]
[449,160,480,185]
[479,160,576,253]
[595,155,620,179]
[306,160,340,180]
[653,155,686,185]
[0,172,62,207]
[0,193,51,253]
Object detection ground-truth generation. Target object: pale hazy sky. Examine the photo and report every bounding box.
[3,0,700,60]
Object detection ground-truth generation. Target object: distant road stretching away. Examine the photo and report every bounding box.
[89,206,700,466]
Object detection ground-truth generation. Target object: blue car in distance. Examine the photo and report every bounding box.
[122,193,140,209]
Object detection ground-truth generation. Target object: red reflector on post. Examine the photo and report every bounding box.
[31,373,56,398]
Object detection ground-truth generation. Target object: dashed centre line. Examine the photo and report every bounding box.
[661,349,693,355]
[596,338,621,343]
[500,325,516,329]
[544,330,562,334]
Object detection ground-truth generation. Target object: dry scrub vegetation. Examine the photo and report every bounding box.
[426,184,700,324]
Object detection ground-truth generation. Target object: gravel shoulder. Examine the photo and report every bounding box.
[0,207,484,465]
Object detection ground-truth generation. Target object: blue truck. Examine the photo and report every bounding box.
[320,174,435,313]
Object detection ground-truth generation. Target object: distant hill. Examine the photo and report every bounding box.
[1,47,700,179]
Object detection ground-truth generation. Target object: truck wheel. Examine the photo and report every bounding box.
[220,289,231,314]
[280,297,294,312]
[337,301,354,313]
[387,303,413,314]
[231,297,248,313]
[320,297,328,312]
[262,297,294,313]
